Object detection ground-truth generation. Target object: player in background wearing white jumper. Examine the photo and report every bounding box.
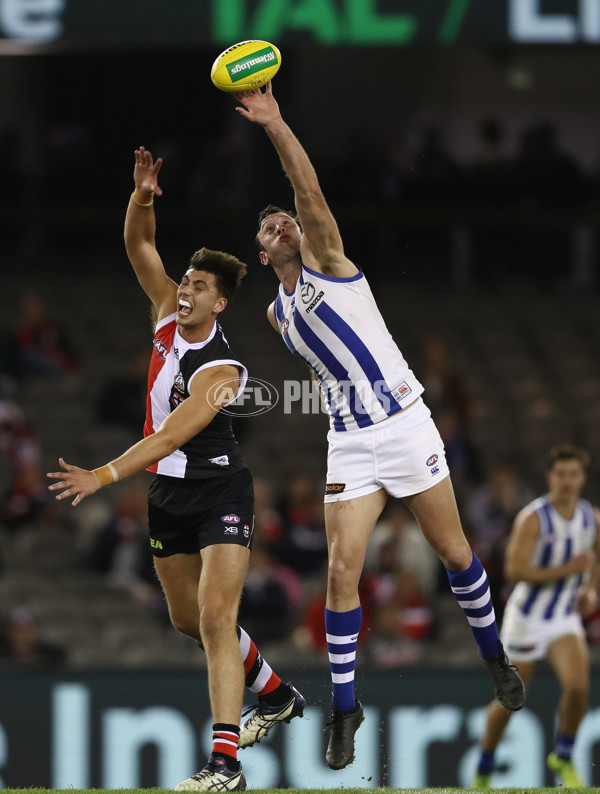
[473,444,600,789]
[233,82,525,771]
[47,147,305,793]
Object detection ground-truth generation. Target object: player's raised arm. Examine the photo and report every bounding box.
[47,364,240,506]
[235,83,357,278]
[124,146,177,320]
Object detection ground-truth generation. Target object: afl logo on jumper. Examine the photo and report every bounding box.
[426,454,439,467]
[301,282,316,304]
[281,318,289,335]
[221,514,240,524]
[154,339,168,359]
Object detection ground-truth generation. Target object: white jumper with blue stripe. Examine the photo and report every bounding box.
[507,495,597,621]
[273,264,424,432]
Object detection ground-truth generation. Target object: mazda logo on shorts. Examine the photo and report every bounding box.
[301,282,316,304]
[208,377,279,417]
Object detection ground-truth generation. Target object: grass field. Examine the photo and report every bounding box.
[2,788,600,794]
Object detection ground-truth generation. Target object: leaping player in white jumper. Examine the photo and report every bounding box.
[233,82,525,770]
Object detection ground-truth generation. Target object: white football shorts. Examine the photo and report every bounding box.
[501,606,585,662]
[324,397,449,503]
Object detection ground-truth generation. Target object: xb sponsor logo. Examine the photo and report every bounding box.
[208,377,279,417]
[224,526,238,535]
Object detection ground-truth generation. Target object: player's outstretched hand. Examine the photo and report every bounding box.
[134,146,163,196]
[47,457,100,507]
[234,82,281,127]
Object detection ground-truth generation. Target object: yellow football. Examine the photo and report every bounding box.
[210,40,282,93]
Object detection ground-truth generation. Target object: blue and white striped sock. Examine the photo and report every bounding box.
[447,553,500,659]
[324,605,361,711]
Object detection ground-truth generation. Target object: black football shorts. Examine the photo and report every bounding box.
[147,468,255,557]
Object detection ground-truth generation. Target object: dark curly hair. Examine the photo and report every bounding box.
[188,247,247,301]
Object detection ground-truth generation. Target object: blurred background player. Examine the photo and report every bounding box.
[47,147,304,792]
[233,82,524,771]
[472,444,600,789]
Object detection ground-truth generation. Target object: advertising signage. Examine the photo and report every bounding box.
[0,669,600,788]
[1,0,600,49]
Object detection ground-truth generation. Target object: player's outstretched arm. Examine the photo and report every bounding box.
[47,365,240,506]
[235,83,357,278]
[124,146,177,320]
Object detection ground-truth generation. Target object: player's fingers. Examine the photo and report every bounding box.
[47,479,68,490]
[265,81,273,95]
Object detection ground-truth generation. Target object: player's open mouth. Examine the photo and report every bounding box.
[178,300,193,317]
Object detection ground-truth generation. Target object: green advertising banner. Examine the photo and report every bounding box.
[1,0,599,49]
[0,669,599,788]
